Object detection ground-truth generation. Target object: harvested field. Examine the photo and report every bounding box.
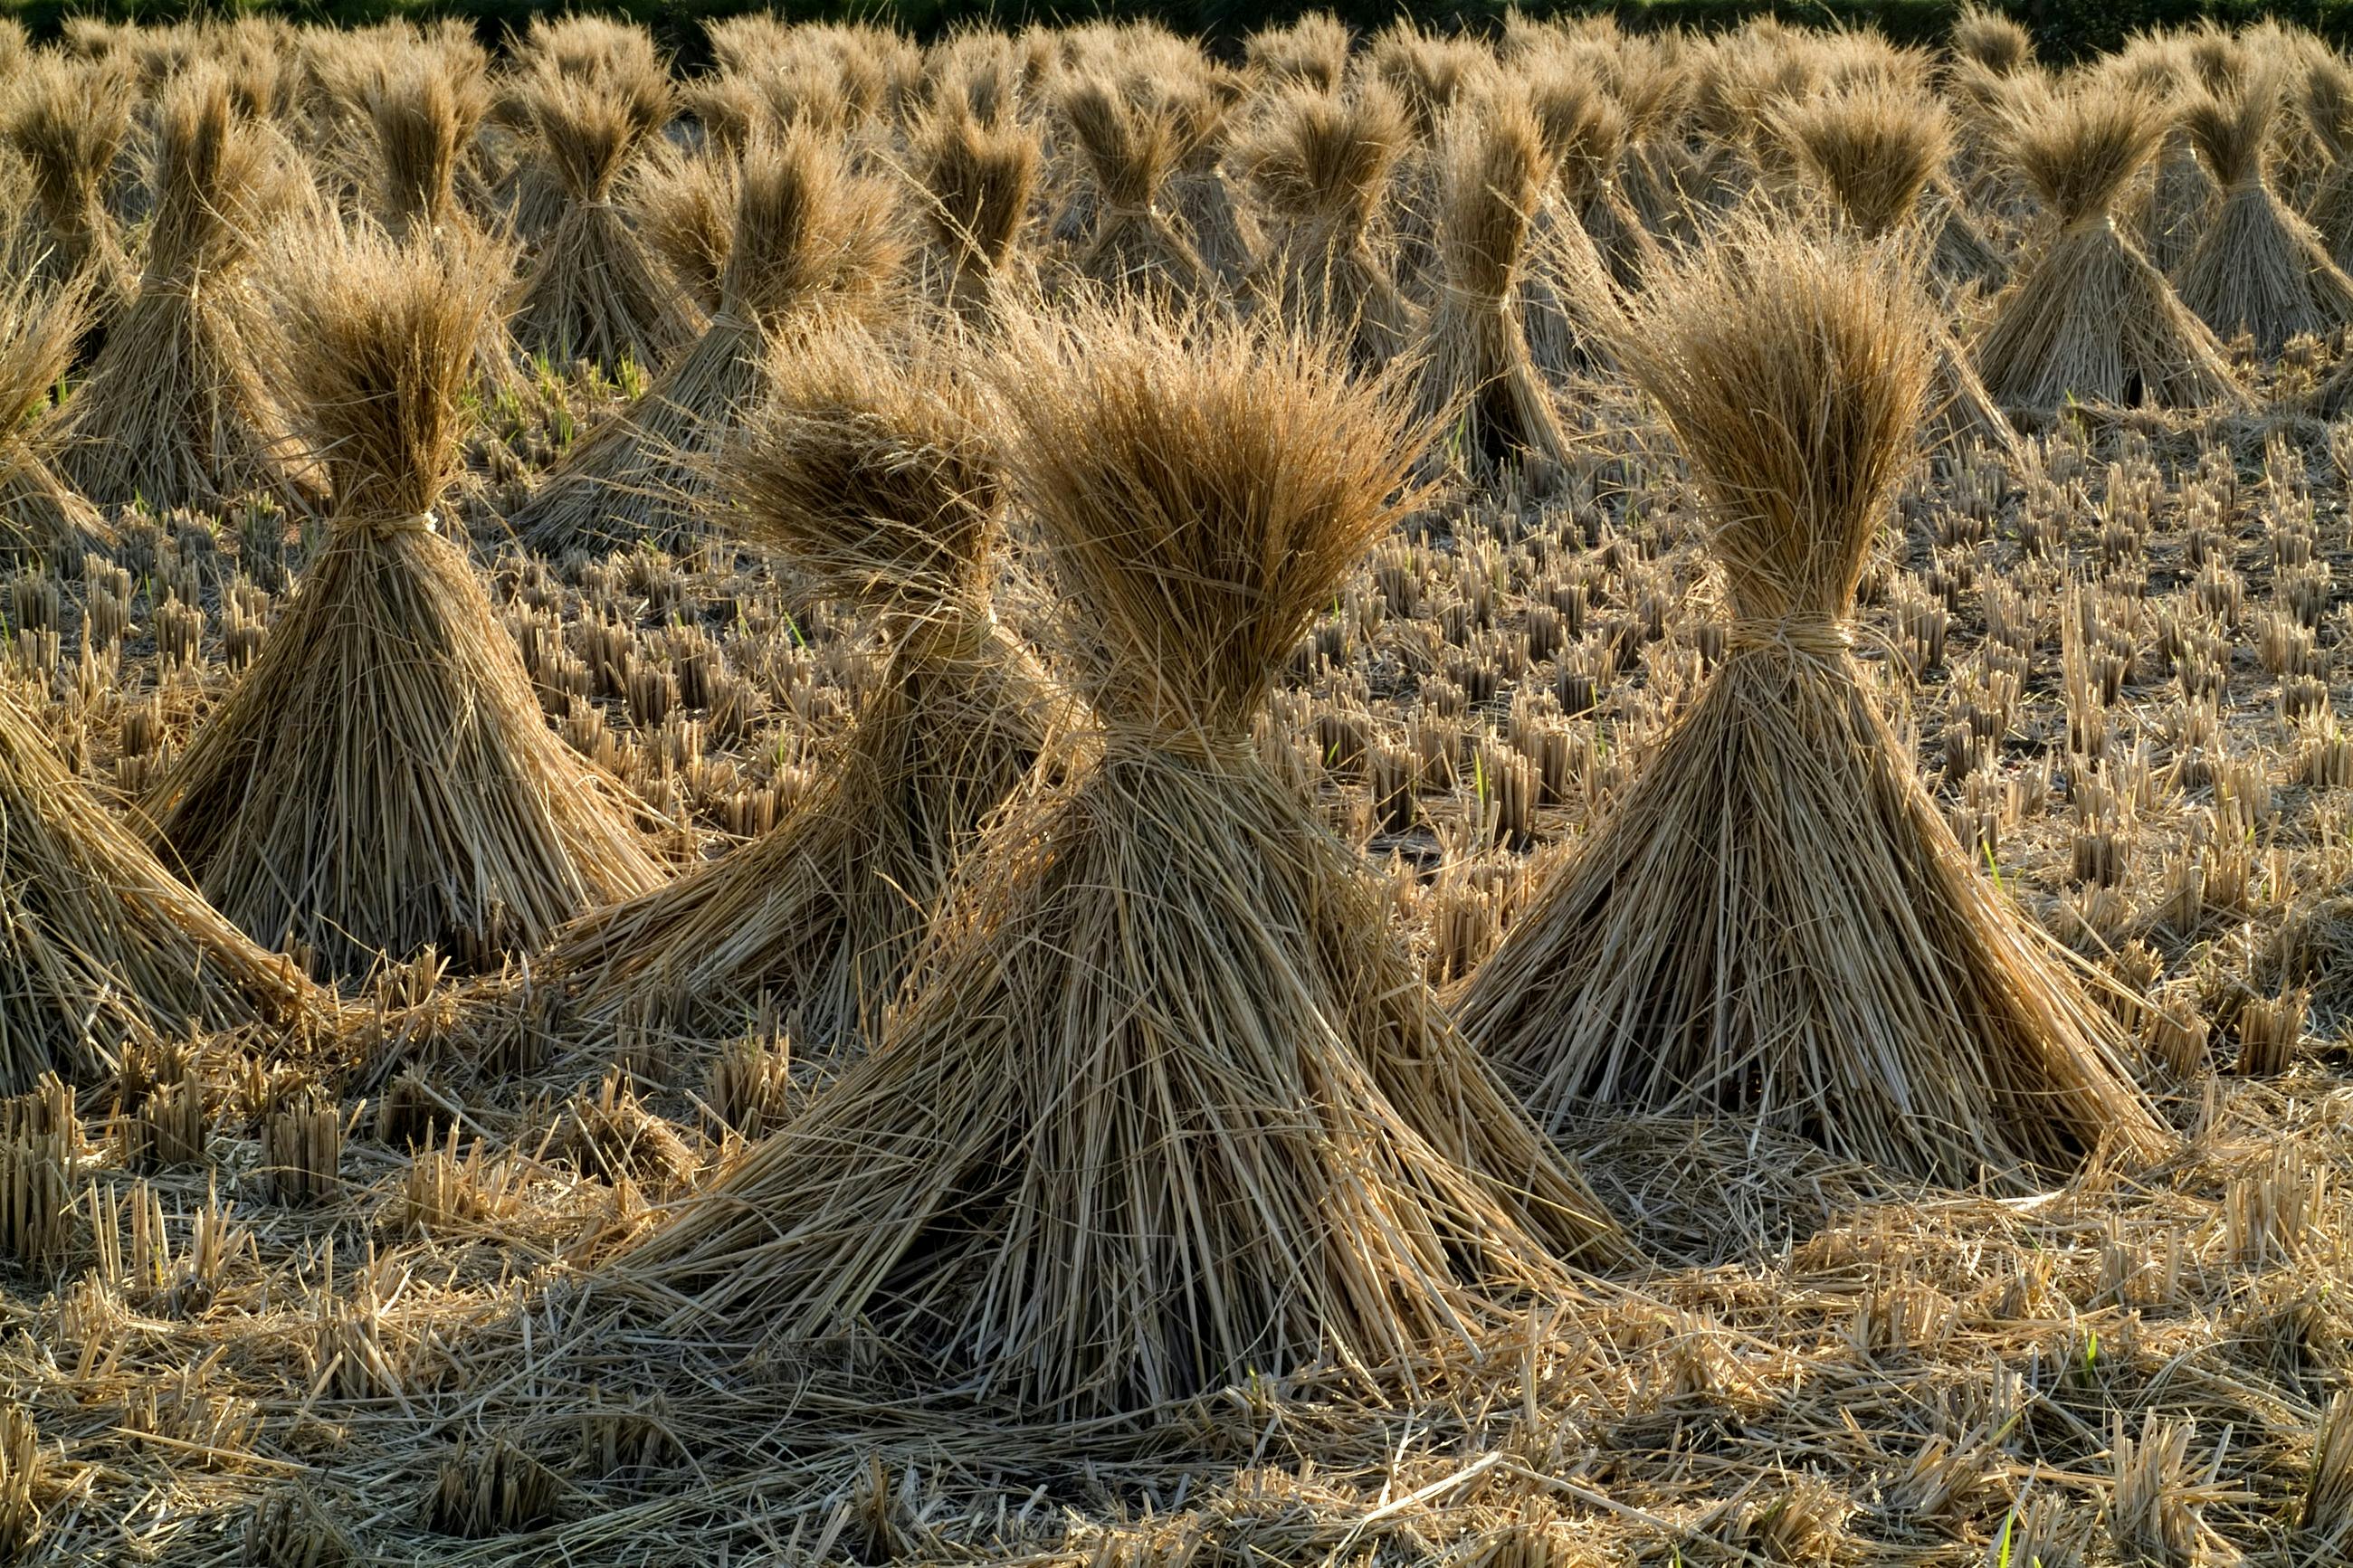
[5,8,2353,1565]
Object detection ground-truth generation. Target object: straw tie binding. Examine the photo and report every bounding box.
[363,510,439,538]
[1722,617,1854,660]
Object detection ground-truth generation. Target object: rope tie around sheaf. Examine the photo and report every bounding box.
[359,510,439,540]
[1723,616,1854,660]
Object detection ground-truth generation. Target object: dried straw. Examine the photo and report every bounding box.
[1412,90,1579,470]
[142,224,664,981]
[53,66,313,512]
[910,99,1041,326]
[1522,57,1661,293]
[1057,71,1214,300]
[2,53,136,325]
[1950,5,2034,75]
[539,326,1057,1050]
[2172,61,2353,356]
[1246,13,1352,94]
[615,304,1621,1419]
[1235,82,1417,370]
[504,44,696,374]
[1973,77,2241,410]
[1456,226,2173,1191]
[364,50,491,242]
[2300,50,2353,271]
[0,681,321,1092]
[511,124,907,560]
[0,271,109,565]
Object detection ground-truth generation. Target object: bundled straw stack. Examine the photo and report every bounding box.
[1414,90,1581,470]
[910,98,1041,327]
[513,124,906,559]
[1058,72,1214,299]
[619,306,1620,1417]
[55,67,311,512]
[0,273,107,564]
[503,38,696,373]
[1235,82,1417,370]
[0,684,321,1092]
[2172,62,2353,356]
[2301,50,2353,272]
[1245,11,1352,93]
[3,54,135,329]
[1768,78,2017,459]
[364,50,491,242]
[1456,229,2173,1190]
[1973,77,2240,410]
[142,227,664,981]
[1523,58,1662,293]
[539,327,1057,1050]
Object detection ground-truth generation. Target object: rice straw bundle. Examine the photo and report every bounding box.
[633,145,734,314]
[0,272,109,565]
[143,226,663,981]
[2172,62,2353,356]
[617,305,1619,1417]
[2124,43,2216,279]
[1056,72,1213,299]
[911,99,1041,325]
[2301,51,2353,271]
[1168,69,1255,288]
[1235,82,1416,369]
[539,328,1056,1050]
[1950,5,2034,75]
[0,682,321,1093]
[1523,58,1661,293]
[1413,92,1577,470]
[504,44,695,374]
[1456,228,2172,1191]
[512,125,907,560]
[364,51,490,242]
[1366,23,1496,286]
[1768,79,2017,459]
[3,54,135,328]
[1973,78,2240,410]
[1246,12,1353,93]
[54,67,312,512]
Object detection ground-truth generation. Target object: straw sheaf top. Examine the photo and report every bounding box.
[728,326,1003,613]
[1521,61,1629,203]
[259,225,507,522]
[0,273,84,434]
[145,67,289,282]
[4,55,134,238]
[2005,79,2163,227]
[2302,52,2353,161]
[367,58,489,235]
[1368,24,1494,139]
[2179,61,2283,192]
[1244,12,1353,94]
[990,307,1418,739]
[1613,230,1933,632]
[1773,78,1953,239]
[1436,90,1555,305]
[1059,74,1187,214]
[1237,83,1408,227]
[1950,5,2034,75]
[721,125,906,326]
[506,52,672,203]
[912,103,1041,265]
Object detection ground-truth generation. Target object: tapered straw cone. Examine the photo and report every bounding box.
[142,225,664,981]
[615,304,1622,1420]
[1457,226,2173,1191]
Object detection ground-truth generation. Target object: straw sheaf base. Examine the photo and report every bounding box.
[142,521,665,982]
[2173,181,2353,356]
[1074,204,1213,301]
[1975,217,2243,411]
[512,199,698,375]
[1579,185,1664,292]
[55,281,312,513]
[1457,645,2173,1191]
[1520,203,1622,381]
[0,445,112,565]
[547,622,1057,1050]
[617,745,1614,1417]
[1925,318,2021,465]
[511,318,761,560]
[1415,290,1575,473]
[0,689,320,1092]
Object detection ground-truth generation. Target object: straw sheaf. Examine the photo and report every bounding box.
[3,54,134,262]
[144,66,293,281]
[365,53,490,236]
[254,223,508,522]
[1521,61,1628,204]
[1436,90,1555,305]
[506,52,672,204]
[1950,4,2034,75]
[1058,73,1181,214]
[0,273,83,438]
[1245,11,1352,93]
[988,304,1416,738]
[1237,82,1408,226]
[1367,24,1494,140]
[633,145,735,311]
[2005,78,2164,225]
[729,326,1002,611]
[2303,52,2353,162]
[723,123,908,326]
[2179,60,2282,191]
[912,102,1040,270]
[1773,79,1953,239]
